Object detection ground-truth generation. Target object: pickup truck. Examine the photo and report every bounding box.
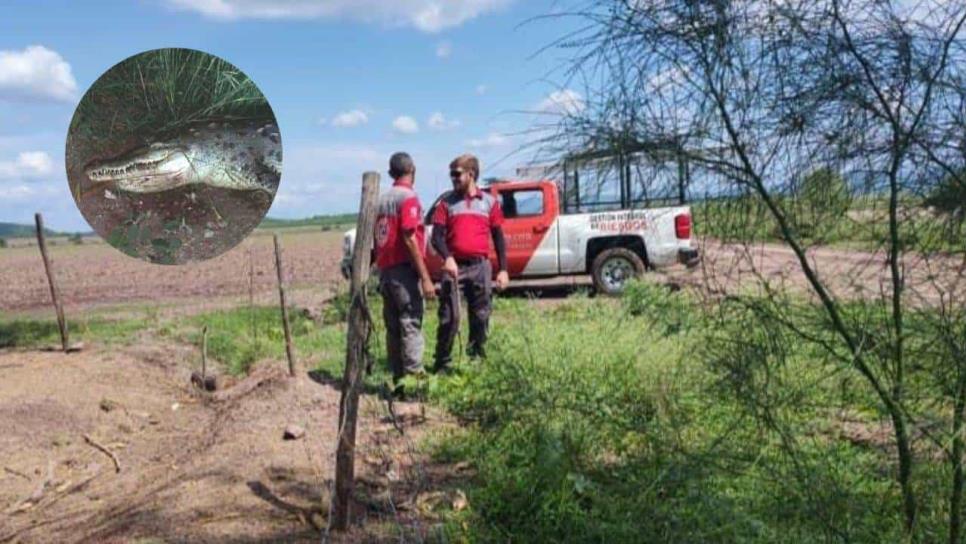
[341,179,699,295]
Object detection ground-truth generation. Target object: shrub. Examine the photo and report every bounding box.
[787,167,852,241]
[621,279,694,336]
[925,171,966,221]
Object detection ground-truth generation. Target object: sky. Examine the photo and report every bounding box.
[0,0,584,232]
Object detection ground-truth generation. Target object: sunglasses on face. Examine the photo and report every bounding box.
[450,170,464,178]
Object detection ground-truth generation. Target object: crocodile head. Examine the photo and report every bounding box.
[85,142,194,193]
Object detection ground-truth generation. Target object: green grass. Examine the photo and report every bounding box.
[413,282,960,543]
[0,315,147,348]
[420,290,766,542]
[3,280,960,542]
[173,289,385,387]
[175,305,348,377]
[69,47,272,154]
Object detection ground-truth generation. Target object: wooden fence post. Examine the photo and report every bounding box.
[329,171,379,532]
[34,213,68,352]
[249,244,256,347]
[201,325,209,381]
[273,233,297,377]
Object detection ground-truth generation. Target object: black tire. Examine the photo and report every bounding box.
[591,247,645,296]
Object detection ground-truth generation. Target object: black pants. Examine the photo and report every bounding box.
[379,264,424,380]
[434,259,492,370]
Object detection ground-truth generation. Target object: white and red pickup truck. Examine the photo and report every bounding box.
[341,179,699,295]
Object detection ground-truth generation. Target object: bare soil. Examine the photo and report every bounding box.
[0,338,458,543]
[657,238,966,306]
[0,229,344,316]
[3,229,962,316]
[2,229,963,542]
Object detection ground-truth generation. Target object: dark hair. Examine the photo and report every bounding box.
[389,152,415,179]
[450,153,480,181]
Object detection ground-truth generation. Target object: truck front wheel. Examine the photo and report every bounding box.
[591,248,645,296]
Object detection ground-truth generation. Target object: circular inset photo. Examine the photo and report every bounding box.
[66,48,281,264]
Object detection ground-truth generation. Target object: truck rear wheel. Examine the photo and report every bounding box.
[591,248,645,296]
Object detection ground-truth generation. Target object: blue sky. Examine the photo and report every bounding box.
[0,0,583,231]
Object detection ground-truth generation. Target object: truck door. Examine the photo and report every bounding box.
[491,184,558,276]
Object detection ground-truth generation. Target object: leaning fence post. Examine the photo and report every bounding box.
[34,213,68,352]
[249,244,256,348]
[273,233,297,377]
[329,171,379,532]
[201,325,209,382]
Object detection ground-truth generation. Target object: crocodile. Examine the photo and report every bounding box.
[84,120,282,195]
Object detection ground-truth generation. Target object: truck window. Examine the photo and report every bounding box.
[563,159,623,213]
[626,155,683,209]
[498,189,544,219]
[561,149,689,213]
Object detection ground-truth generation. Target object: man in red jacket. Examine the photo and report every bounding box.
[430,153,509,372]
[374,152,435,386]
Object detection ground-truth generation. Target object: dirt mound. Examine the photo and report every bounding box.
[0,341,449,543]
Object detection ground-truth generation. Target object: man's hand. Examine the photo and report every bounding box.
[421,278,437,300]
[443,256,459,278]
[495,270,509,291]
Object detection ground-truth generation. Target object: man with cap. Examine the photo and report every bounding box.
[430,153,509,372]
[374,152,435,388]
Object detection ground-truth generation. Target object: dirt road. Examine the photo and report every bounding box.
[666,239,966,306]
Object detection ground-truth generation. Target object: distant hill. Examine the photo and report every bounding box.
[1,215,357,240]
[0,222,61,238]
[258,214,357,230]
[0,222,94,241]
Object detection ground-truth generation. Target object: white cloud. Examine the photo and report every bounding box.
[645,66,692,93]
[272,143,383,205]
[536,89,585,115]
[0,151,55,180]
[270,143,452,215]
[427,111,460,130]
[0,181,59,201]
[328,109,369,128]
[475,84,488,95]
[164,0,514,33]
[436,41,452,59]
[392,115,420,134]
[267,142,463,219]
[0,45,77,103]
[467,132,508,149]
[0,176,79,232]
[298,143,383,166]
